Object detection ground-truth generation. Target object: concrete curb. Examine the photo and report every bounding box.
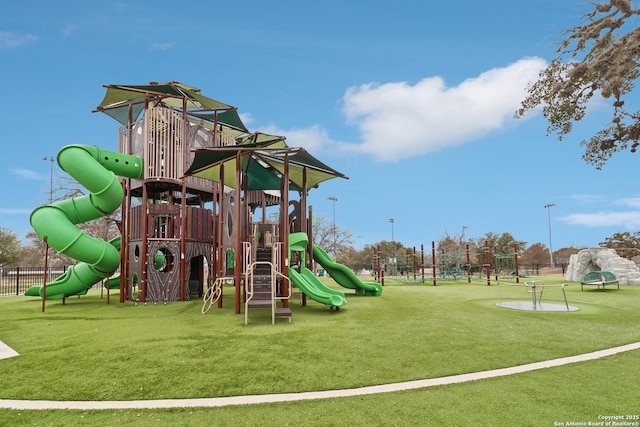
[0,341,18,361]
[1,341,639,410]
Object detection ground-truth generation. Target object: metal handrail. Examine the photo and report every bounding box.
[244,255,292,324]
[244,260,273,325]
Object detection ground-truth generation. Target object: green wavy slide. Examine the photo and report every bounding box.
[312,245,382,296]
[25,144,142,300]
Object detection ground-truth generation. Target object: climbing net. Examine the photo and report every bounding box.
[436,252,469,280]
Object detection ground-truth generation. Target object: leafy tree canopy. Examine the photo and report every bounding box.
[335,246,372,274]
[311,214,353,255]
[516,0,640,169]
[0,228,21,267]
[471,232,527,256]
[521,242,549,266]
[600,231,640,251]
[554,246,585,265]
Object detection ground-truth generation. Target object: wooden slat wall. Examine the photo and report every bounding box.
[146,107,183,181]
[130,205,143,239]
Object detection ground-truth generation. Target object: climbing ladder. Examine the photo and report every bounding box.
[244,244,292,325]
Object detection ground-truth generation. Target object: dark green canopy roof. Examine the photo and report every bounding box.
[189,109,249,133]
[94,81,248,132]
[94,81,345,191]
[237,132,287,145]
[184,140,347,191]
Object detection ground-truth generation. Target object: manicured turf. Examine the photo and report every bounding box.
[1,276,638,425]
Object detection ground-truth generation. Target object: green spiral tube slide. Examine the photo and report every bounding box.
[26,145,142,300]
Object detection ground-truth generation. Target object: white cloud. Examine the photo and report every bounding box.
[239,112,254,127]
[560,211,640,229]
[559,195,640,230]
[150,42,175,51]
[0,208,32,215]
[249,57,547,161]
[258,123,336,154]
[62,23,78,37]
[0,31,37,49]
[339,57,547,162]
[568,194,607,204]
[11,168,42,180]
[615,196,640,208]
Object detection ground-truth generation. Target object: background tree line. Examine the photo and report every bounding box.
[316,220,640,276]
[3,209,640,273]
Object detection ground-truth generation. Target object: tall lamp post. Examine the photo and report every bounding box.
[544,203,556,272]
[42,156,54,203]
[328,197,337,253]
[388,218,395,242]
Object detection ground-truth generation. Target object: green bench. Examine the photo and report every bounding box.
[580,271,619,291]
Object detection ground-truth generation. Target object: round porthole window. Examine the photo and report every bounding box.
[226,211,234,237]
[155,248,173,273]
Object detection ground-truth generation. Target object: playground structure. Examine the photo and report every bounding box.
[26,81,380,322]
[372,242,522,286]
[566,247,640,285]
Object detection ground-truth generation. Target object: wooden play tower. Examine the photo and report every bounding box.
[96,83,239,304]
[95,81,347,320]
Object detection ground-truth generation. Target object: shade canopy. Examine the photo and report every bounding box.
[184,138,347,191]
[94,81,345,192]
[94,81,248,132]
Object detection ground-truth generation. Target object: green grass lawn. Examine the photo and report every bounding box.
[1,276,639,426]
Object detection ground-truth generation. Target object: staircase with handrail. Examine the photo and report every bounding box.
[244,244,292,325]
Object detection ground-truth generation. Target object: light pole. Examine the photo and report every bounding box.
[388,218,394,242]
[42,156,54,203]
[42,156,54,284]
[544,203,556,272]
[460,225,468,247]
[328,197,337,252]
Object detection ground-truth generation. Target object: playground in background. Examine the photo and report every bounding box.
[372,242,523,286]
[25,81,381,323]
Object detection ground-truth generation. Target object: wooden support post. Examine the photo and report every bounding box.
[42,236,49,313]
[466,243,471,283]
[514,243,520,284]
[179,180,187,301]
[281,153,290,308]
[234,151,242,315]
[421,244,425,282]
[432,241,437,286]
[485,241,491,286]
[141,183,148,302]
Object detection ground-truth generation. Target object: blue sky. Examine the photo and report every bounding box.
[1,0,638,252]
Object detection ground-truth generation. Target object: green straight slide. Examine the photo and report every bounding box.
[312,245,382,296]
[26,145,142,300]
[288,268,347,309]
[287,232,346,309]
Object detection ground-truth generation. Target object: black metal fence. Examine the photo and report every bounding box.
[0,266,68,296]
